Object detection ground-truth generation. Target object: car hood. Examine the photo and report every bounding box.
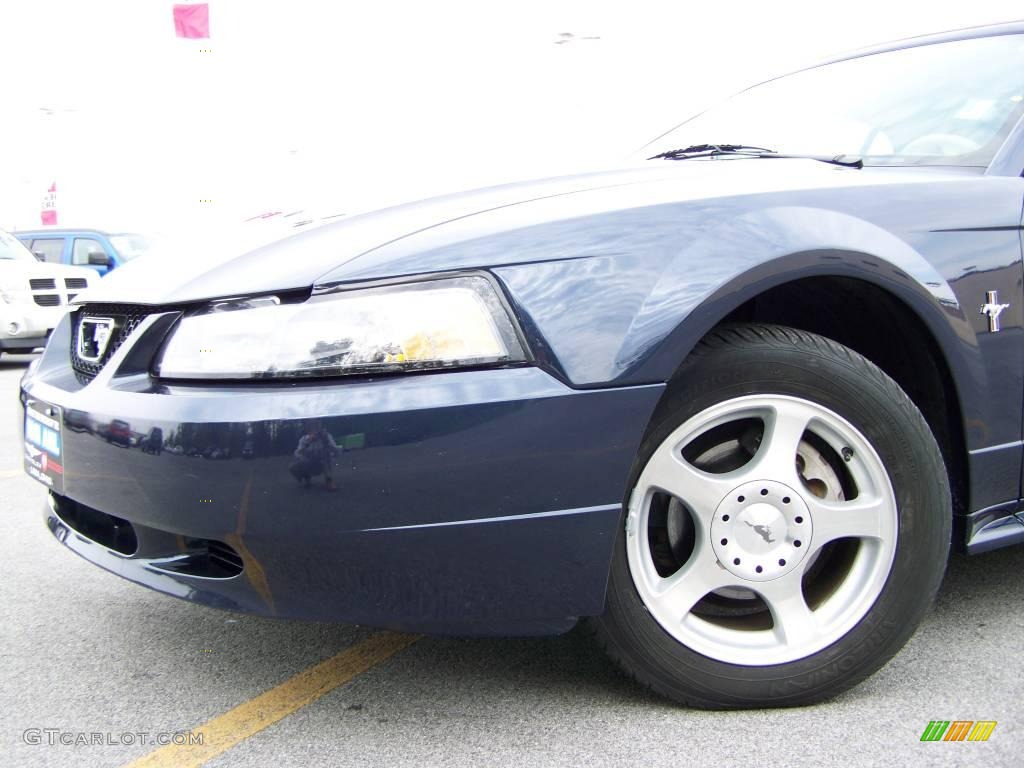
[79,159,952,305]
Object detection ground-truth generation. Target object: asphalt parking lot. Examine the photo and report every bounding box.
[1,352,1021,768]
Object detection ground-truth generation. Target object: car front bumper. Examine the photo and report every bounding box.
[1,303,67,350]
[20,316,663,634]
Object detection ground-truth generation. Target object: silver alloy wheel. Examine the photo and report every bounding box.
[625,394,898,666]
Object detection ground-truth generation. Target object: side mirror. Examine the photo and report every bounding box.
[87,251,112,266]
[33,252,46,262]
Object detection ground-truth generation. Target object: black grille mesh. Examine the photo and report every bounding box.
[70,304,156,378]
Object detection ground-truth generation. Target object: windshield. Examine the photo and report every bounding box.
[646,34,1024,167]
[0,230,35,261]
[109,234,151,261]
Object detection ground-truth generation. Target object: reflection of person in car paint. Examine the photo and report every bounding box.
[289,421,339,490]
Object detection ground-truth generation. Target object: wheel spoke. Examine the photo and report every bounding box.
[642,446,735,523]
[759,575,820,648]
[808,495,890,548]
[650,549,734,622]
[744,401,814,485]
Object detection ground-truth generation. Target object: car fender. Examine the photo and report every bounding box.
[494,204,975,393]
[620,205,973,388]
[494,204,1010,509]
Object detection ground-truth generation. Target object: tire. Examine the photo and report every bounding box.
[591,324,951,708]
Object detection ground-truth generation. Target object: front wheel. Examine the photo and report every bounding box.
[592,324,950,708]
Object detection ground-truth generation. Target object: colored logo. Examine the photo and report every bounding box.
[920,721,997,742]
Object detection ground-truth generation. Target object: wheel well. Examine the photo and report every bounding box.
[688,276,967,516]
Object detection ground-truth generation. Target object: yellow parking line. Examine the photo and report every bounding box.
[224,472,276,613]
[123,631,419,768]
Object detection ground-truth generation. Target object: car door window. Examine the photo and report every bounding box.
[30,238,64,263]
[72,238,105,265]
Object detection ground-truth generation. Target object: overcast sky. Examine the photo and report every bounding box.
[1,1,1021,233]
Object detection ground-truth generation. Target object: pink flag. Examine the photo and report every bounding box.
[173,3,210,39]
[41,182,57,226]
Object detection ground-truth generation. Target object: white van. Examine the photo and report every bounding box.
[1,228,96,357]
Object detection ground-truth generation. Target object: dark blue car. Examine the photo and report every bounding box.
[19,22,1024,708]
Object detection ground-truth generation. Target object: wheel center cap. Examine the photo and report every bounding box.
[737,503,786,550]
[711,480,813,582]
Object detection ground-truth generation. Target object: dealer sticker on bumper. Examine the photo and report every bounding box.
[24,400,65,495]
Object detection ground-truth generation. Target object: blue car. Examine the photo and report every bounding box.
[14,228,151,276]
[19,22,1024,708]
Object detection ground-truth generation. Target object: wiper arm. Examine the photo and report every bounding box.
[649,144,776,159]
[649,143,863,169]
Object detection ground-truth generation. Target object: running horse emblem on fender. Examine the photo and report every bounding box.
[980,291,1010,333]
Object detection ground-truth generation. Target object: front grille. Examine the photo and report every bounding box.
[33,294,61,307]
[70,304,156,378]
[64,277,88,289]
[29,278,56,290]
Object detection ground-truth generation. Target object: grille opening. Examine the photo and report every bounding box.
[154,538,244,579]
[34,294,61,307]
[29,278,56,290]
[55,499,138,556]
[71,305,146,377]
[64,277,88,289]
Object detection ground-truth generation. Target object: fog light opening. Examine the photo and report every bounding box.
[51,496,138,556]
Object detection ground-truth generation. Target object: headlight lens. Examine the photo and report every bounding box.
[156,276,527,379]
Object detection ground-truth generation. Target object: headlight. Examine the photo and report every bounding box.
[156,276,528,379]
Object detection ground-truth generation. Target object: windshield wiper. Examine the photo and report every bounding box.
[649,143,863,168]
[650,144,776,159]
